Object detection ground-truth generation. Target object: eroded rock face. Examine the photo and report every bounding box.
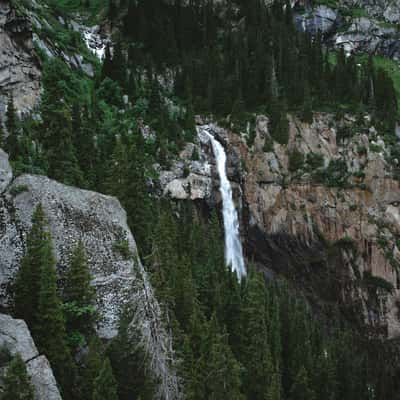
[0,313,62,400]
[188,115,400,339]
[235,114,400,338]
[0,0,41,118]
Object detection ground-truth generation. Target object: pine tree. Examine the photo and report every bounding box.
[63,241,96,343]
[289,366,315,400]
[35,228,75,397]
[40,60,83,186]
[267,371,282,400]
[81,337,104,400]
[14,204,49,327]
[241,271,274,400]
[205,317,244,400]
[108,313,155,400]
[92,358,118,400]
[2,353,35,400]
[301,83,313,124]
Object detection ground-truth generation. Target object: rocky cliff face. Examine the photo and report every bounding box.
[342,0,400,22]
[0,0,41,118]
[0,313,62,400]
[162,114,400,339]
[0,149,180,399]
[237,114,400,338]
[294,1,400,59]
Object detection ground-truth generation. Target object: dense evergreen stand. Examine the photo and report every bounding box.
[7,0,400,399]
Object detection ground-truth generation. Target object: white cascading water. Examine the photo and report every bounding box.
[204,130,247,279]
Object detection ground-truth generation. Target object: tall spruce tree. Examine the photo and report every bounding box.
[205,317,244,400]
[35,227,74,398]
[81,337,105,400]
[92,358,119,400]
[63,241,96,344]
[14,204,49,327]
[241,271,274,400]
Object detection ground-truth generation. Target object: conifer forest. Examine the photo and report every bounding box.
[1,0,400,399]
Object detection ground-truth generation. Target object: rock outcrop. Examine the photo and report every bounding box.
[333,17,400,59]
[294,2,400,60]
[158,142,213,202]
[294,5,339,35]
[0,313,62,400]
[0,0,41,118]
[342,0,400,23]
[0,150,181,399]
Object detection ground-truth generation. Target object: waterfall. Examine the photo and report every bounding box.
[204,129,247,279]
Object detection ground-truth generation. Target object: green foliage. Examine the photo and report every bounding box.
[2,353,35,400]
[335,236,358,253]
[113,239,132,260]
[63,241,96,342]
[289,149,305,173]
[369,143,383,153]
[108,313,155,400]
[313,159,349,187]
[9,2,400,400]
[13,204,74,398]
[14,204,50,327]
[79,337,105,400]
[9,184,29,197]
[92,358,118,400]
[0,346,12,367]
[363,271,394,293]
[35,227,75,397]
[306,153,324,170]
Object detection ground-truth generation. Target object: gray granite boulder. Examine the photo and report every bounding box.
[0,171,181,399]
[0,313,62,400]
[0,174,137,339]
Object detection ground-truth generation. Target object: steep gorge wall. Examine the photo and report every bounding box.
[160,115,400,339]
[236,114,400,338]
